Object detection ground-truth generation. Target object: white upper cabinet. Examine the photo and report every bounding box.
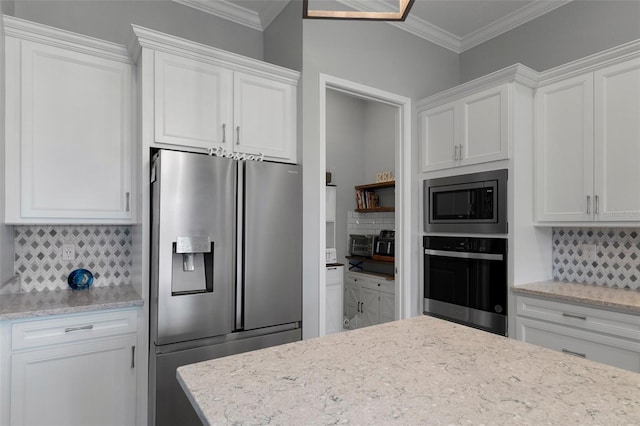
[133,26,300,164]
[418,77,515,172]
[154,52,233,150]
[233,71,296,161]
[419,103,457,171]
[4,17,135,224]
[535,73,594,222]
[535,56,640,223]
[461,84,509,165]
[594,58,640,221]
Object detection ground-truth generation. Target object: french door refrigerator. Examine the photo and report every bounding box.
[149,149,302,425]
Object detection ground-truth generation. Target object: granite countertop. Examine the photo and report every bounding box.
[0,284,143,320]
[513,280,640,313]
[177,316,640,425]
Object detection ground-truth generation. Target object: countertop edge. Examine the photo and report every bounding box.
[0,299,144,321]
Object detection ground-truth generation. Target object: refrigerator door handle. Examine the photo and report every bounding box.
[235,161,244,331]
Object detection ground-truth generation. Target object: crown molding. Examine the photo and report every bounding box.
[130,24,299,84]
[538,39,640,86]
[460,1,572,52]
[172,0,288,31]
[416,63,539,109]
[2,15,131,63]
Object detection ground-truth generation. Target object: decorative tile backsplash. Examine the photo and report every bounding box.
[14,225,132,292]
[347,211,395,238]
[553,227,640,290]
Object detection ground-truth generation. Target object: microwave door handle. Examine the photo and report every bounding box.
[424,249,503,262]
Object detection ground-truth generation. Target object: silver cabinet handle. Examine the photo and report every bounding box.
[327,267,337,270]
[454,145,459,161]
[586,195,591,215]
[236,126,240,145]
[131,346,136,369]
[562,348,586,358]
[222,123,226,144]
[125,192,130,212]
[458,145,463,160]
[65,324,93,333]
[595,195,599,215]
[562,313,587,320]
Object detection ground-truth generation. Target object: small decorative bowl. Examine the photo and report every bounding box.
[68,269,94,290]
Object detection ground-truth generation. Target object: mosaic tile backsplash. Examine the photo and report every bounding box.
[553,227,640,290]
[14,225,132,292]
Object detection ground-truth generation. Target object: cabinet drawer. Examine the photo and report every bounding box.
[12,309,138,350]
[363,278,395,295]
[517,317,640,372]
[516,295,640,341]
[326,266,343,285]
[344,272,366,286]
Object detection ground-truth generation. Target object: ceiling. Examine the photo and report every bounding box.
[172,0,572,53]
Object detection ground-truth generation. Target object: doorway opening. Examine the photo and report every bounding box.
[318,74,411,336]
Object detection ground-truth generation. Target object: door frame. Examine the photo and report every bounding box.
[318,73,412,335]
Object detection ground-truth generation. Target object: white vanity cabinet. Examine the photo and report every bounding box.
[141,28,299,163]
[515,295,640,373]
[418,81,512,172]
[0,308,139,426]
[535,56,640,223]
[344,271,395,329]
[3,17,135,224]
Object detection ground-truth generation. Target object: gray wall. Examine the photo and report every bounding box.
[302,19,459,338]
[460,0,640,82]
[363,101,395,183]
[11,0,263,59]
[264,0,302,71]
[0,1,15,282]
[326,90,366,264]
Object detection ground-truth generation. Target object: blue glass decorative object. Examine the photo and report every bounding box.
[68,269,94,290]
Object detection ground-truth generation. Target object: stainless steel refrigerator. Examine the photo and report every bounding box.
[149,149,302,426]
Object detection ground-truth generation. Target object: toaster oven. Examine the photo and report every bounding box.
[349,234,375,257]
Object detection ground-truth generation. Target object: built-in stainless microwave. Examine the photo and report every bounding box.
[424,169,507,234]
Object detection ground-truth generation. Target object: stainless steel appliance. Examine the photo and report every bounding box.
[424,169,507,234]
[423,236,507,336]
[374,230,395,257]
[349,234,375,257]
[149,150,302,426]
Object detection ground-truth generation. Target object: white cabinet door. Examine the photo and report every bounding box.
[419,103,457,172]
[233,72,296,162]
[326,284,343,335]
[10,335,137,426]
[154,51,233,150]
[594,58,640,221]
[6,39,134,223]
[343,282,359,323]
[535,73,594,222]
[325,265,343,335]
[461,84,509,165]
[378,292,395,324]
[359,287,379,328]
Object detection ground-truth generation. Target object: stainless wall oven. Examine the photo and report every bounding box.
[423,236,507,336]
[424,169,507,234]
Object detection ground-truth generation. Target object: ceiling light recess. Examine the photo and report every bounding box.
[303,0,415,21]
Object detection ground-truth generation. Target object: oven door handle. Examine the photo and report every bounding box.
[424,249,504,261]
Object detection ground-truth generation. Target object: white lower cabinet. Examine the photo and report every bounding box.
[1,309,139,426]
[325,265,344,335]
[515,295,640,372]
[344,271,395,330]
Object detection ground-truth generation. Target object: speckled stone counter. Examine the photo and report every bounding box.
[513,280,640,313]
[177,316,640,425]
[0,284,143,320]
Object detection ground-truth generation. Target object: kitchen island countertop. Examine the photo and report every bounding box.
[177,315,640,425]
